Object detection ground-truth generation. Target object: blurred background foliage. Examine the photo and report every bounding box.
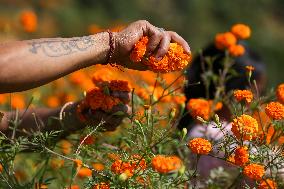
[0,0,283,87]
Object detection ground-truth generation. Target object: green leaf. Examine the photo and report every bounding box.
[112,111,125,116]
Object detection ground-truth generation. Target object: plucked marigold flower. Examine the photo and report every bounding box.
[231,24,251,39]
[234,146,249,166]
[187,98,222,120]
[130,37,191,73]
[77,167,92,178]
[130,36,148,62]
[265,102,284,120]
[151,155,182,174]
[188,138,212,155]
[233,90,253,103]
[243,163,265,180]
[231,114,259,141]
[258,179,277,189]
[229,44,245,57]
[215,32,237,50]
[276,83,284,104]
[20,10,37,33]
[86,88,121,111]
[93,182,110,189]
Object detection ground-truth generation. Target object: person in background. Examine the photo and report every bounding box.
[0,20,190,137]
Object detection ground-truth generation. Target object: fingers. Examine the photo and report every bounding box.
[145,25,163,56]
[168,31,191,54]
[155,32,171,59]
[111,91,131,103]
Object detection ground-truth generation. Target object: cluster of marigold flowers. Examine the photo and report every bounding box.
[76,79,131,122]
[215,23,251,57]
[130,36,192,73]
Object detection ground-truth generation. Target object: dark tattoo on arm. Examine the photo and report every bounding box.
[28,36,95,57]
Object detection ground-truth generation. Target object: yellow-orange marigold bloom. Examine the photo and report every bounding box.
[11,94,25,109]
[231,114,259,141]
[215,32,237,50]
[276,83,284,104]
[234,146,249,166]
[130,155,147,170]
[188,138,212,155]
[233,90,253,103]
[77,167,92,178]
[93,182,110,189]
[258,179,277,189]
[130,36,148,62]
[229,44,245,57]
[265,102,284,120]
[243,163,265,180]
[231,24,251,39]
[151,155,182,174]
[92,163,105,171]
[20,10,37,33]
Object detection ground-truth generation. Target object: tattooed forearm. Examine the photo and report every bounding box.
[28,35,95,57]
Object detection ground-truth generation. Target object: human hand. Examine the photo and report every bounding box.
[112,20,191,70]
[76,91,131,131]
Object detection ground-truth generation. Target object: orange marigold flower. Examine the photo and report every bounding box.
[258,179,277,189]
[11,94,26,109]
[69,185,80,189]
[0,94,7,105]
[246,65,255,72]
[265,102,284,120]
[20,10,37,33]
[0,164,3,173]
[215,32,237,50]
[233,90,253,103]
[107,153,120,160]
[188,138,212,155]
[229,44,245,57]
[151,155,182,174]
[111,160,135,177]
[276,83,284,104]
[243,163,265,180]
[136,88,149,100]
[77,167,92,178]
[130,154,147,170]
[130,37,191,73]
[231,114,259,141]
[60,140,72,155]
[227,155,235,164]
[109,80,131,92]
[86,88,120,111]
[187,98,222,120]
[74,159,83,168]
[231,24,251,39]
[92,163,105,171]
[234,146,249,166]
[173,95,186,105]
[93,182,110,189]
[130,36,148,62]
[79,135,95,145]
[46,96,60,108]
